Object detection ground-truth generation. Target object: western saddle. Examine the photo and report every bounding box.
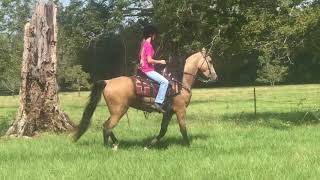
[131,67,183,112]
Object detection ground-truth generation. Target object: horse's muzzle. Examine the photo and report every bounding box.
[210,74,218,82]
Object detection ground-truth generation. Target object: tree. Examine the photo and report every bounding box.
[240,0,320,84]
[52,0,320,86]
[64,65,90,96]
[55,0,132,85]
[256,56,288,86]
[0,68,20,97]
[0,35,21,96]
[0,0,33,35]
[0,0,33,95]
[6,1,75,137]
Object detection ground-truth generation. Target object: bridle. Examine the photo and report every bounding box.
[181,52,214,93]
[183,51,213,80]
[183,29,221,82]
[182,30,220,81]
[181,30,220,92]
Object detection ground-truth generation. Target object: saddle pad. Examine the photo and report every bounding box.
[132,75,181,98]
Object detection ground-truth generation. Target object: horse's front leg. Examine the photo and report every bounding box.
[147,109,174,148]
[176,109,190,146]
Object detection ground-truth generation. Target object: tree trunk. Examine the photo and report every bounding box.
[6,1,75,137]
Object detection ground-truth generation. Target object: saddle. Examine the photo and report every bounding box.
[131,68,182,99]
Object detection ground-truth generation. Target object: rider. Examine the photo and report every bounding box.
[139,25,168,113]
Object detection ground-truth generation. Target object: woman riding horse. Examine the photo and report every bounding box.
[139,25,168,113]
[73,26,218,150]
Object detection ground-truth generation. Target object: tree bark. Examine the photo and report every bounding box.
[6,1,75,137]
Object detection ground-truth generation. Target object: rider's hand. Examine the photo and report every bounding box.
[159,60,166,65]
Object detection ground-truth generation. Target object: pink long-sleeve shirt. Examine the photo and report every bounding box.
[140,41,155,73]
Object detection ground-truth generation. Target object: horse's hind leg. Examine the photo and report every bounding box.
[103,116,121,148]
[103,107,128,149]
[103,118,118,146]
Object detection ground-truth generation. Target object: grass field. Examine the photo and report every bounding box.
[0,84,320,179]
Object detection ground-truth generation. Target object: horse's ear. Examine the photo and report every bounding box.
[202,47,207,54]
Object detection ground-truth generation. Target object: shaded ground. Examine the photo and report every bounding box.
[221,110,320,129]
[0,116,11,136]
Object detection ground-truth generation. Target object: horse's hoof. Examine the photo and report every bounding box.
[112,144,118,151]
[150,138,159,146]
[182,141,191,147]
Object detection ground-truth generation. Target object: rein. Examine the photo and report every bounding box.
[183,71,196,77]
[181,72,195,93]
[181,53,214,92]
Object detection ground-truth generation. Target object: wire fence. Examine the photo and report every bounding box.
[190,85,320,119]
[1,85,319,118]
[252,88,319,114]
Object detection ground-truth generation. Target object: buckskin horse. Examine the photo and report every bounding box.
[73,48,218,149]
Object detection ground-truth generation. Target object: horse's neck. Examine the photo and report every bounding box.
[182,53,200,91]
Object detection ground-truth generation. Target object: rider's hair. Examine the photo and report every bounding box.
[139,25,158,61]
[143,25,158,39]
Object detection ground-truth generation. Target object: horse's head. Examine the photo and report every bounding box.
[197,48,218,81]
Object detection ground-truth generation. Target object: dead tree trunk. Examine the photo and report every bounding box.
[6,1,75,137]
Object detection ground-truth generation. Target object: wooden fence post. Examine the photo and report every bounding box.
[254,87,257,116]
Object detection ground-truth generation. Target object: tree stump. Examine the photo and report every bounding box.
[6,1,75,137]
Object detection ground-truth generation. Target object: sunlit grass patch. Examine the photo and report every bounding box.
[0,84,319,179]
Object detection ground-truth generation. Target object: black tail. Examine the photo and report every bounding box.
[73,80,106,142]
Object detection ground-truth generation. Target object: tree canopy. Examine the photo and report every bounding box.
[0,0,319,93]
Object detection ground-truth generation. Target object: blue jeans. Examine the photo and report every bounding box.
[145,71,169,104]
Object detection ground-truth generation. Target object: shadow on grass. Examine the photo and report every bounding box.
[191,99,250,105]
[0,117,11,136]
[221,110,320,130]
[121,133,209,150]
[76,133,209,150]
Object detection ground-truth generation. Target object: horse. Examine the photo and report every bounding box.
[73,48,218,149]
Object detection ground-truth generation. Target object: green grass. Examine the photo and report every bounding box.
[0,84,320,179]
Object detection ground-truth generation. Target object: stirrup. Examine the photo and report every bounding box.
[153,103,165,113]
